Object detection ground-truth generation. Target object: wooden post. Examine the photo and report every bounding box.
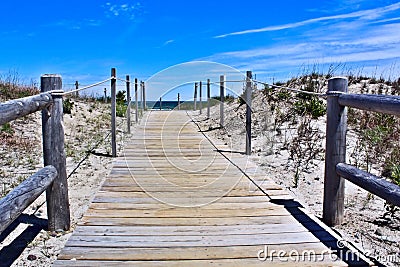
[160,97,162,110]
[111,68,117,157]
[220,75,225,127]
[323,77,348,226]
[126,75,131,134]
[41,74,70,232]
[74,81,79,98]
[140,81,143,115]
[245,71,252,155]
[178,93,180,110]
[135,78,138,123]
[199,81,202,114]
[194,82,197,111]
[104,88,107,103]
[207,79,211,119]
[143,82,146,111]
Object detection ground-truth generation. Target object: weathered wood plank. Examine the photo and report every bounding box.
[54,259,347,267]
[0,92,53,125]
[64,231,328,248]
[336,163,400,206]
[83,205,294,218]
[0,166,57,234]
[72,223,313,236]
[79,215,309,226]
[56,243,339,262]
[339,93,400,116]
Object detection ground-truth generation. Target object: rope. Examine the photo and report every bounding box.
[52,77,114,96]
[117,78,130,83]
[252,79,326,97]
[194,78,339,99]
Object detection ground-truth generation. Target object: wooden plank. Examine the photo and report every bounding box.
[56,243,339,261]
[72,223,314,236]
[337,163,400,206]
[54,259,347,267]
[339,92,400,116]
[0,92,53,125]
[83,206,294,218]
[64,231,329,248]
[91,195,279,204]
[79,215,311,226]
[0,166,57,234]
[87,202,294,211]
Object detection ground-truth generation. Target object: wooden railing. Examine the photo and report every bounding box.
[0,75,69,233]
[191,75,400,227]
[192,73,253,155]
[323,77,400,226]
[0,69,144,235]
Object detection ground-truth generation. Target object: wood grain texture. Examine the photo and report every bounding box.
[0,92,53,125]
[339,93,400,116]
[0,166,57,234]
[55,111,356,266]
[41,74,70,232]
[111,68,117,157]
[323,77,347,226]
[337,163,400,206]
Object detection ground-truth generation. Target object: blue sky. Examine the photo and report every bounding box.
[1,0,400,100]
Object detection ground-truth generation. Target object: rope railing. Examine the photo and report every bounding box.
[0,68,144,236]
[116,77,130,83]
[53,77,114,96]
[195,78,336,99]
[192,73,400,229]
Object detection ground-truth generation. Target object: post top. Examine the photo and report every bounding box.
[328,76,348,81]
[41,74,62,78]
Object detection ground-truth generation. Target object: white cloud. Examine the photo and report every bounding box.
[103,2,142,20]
[163,39,174,46]
[205,14,400,80]
[215,2,400,38]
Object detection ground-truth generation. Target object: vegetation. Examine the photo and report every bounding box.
[257,68,400,213]
[0,71,39,101]
[63,98,74,114]
[116,90,127,117]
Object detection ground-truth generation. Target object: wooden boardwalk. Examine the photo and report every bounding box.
[54,111,371,266]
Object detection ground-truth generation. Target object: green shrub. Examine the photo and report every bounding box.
[63,98,74,114]
[294,97,326,118]
[1,123,14,135]
[116,90,126,105]
[390,164,400,185]
[225,94,235,104]
[262,84,275,102]
[116,103,127,117]
[277,91,291,100]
